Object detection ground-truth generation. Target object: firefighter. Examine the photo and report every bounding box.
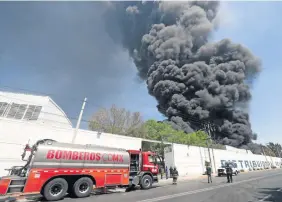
[160,166,164,179]
[226,163,233,183]
[172,167,179,185]
[169,166,173,178]
[206,164,212,183]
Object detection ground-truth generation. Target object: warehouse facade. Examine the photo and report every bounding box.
[0,91,73,128]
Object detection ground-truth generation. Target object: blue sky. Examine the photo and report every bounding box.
[212,1,282,144]
[1,1,281,144]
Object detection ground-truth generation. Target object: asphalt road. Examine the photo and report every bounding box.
[34,169,282,202]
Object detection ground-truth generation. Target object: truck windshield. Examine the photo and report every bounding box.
[148,154,161,164]
[148,154,156,163]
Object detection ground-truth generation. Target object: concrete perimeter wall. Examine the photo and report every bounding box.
[165,144,282,177]
[0,119,142,176]
[0,118,281,177]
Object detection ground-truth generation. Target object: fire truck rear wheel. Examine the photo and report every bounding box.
[43,178,68,201]
[72,177,93,198]
[140,175,153,190]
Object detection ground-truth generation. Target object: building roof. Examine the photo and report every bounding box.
[0,90,73,127]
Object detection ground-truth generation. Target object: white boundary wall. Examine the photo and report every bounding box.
[0,118,281,177]
[165,144,282,177]
[0,119,142,176]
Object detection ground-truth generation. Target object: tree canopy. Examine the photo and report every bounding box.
[88,104,146,138]
[144,120,209,147]
[266,142,282,157]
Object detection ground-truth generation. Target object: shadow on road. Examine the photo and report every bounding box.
[256,187,282,202]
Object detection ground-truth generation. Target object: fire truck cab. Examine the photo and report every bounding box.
[127,150,159,188]
[0,139,160,201]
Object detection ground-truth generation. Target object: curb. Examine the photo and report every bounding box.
[157,168,281,185]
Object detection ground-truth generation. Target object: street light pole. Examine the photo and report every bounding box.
[72,97,87,144]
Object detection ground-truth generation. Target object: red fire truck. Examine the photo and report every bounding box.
[0,139,160,201]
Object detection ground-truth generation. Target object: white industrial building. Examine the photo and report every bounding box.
[0,90,281,177]
[0,91,72,128]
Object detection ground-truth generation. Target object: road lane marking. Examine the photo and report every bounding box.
[137,173,282,202]
[259,188,282,201]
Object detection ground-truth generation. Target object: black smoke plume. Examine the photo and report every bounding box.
[103,1,261,148]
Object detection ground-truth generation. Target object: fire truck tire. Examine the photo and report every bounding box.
[72,177,93,198]
[140,175,153,190]
[43,178,68,201]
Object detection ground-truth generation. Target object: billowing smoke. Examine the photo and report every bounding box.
[103,1,261,148]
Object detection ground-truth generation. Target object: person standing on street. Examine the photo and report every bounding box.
[206,165,212,183]
[169,166,173,178]
[226,164,233,183]
[165,166,168,179]
[160,166,163,179]
[172,167,179,185]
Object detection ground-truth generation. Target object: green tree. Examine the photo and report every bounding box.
[142,120,175,167]
[144,120,209,146]
[144,120,176,142]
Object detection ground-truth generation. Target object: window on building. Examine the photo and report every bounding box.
[23,105,42,120]
[23,105,35,120]
[15,104,27,119]
[6,103,28,119]
[1,102,42,121]
[30,106,42,120]
[6,103,20,118]
[0,102,9,117]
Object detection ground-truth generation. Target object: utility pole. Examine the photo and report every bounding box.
[72,97,87,144]
[261,145,269,169]
[261,145,267,160]
[204,122,216,174]
[211,142,217,173]
[206,138,212,166]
